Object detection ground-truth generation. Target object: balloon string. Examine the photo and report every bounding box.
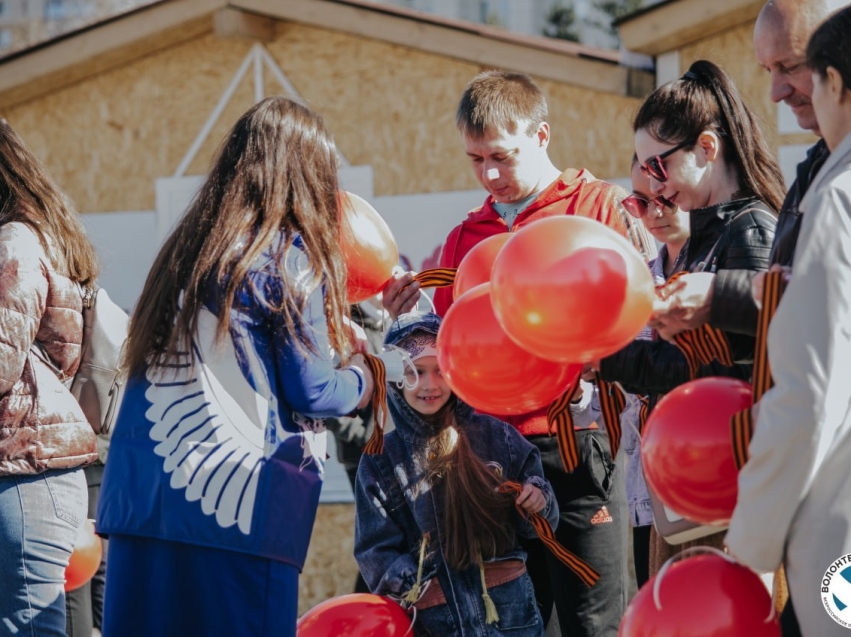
[417,290,437,314]
[730,270,788,469]
[362,353,388,455]
[498,481,599,587]
[413,268,456,288]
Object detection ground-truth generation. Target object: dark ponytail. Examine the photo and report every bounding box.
[634,60,785,212]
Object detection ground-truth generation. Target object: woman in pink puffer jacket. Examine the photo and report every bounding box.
[0,118,100,636]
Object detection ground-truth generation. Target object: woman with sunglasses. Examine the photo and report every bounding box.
[620,157,691,588]
[593,59,785,576]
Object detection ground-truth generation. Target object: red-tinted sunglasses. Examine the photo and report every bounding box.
[639,139,695,182]
[622,194,668,218]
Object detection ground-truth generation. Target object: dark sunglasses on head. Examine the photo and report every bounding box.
[639,139,695,183]
[622,194,668,218]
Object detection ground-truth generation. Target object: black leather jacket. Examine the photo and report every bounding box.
[599,197,776,396]
[711,140,830,336]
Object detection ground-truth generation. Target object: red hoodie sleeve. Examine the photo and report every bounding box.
[433,224,463,317]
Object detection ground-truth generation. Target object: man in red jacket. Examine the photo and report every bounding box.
[384,71,653,637]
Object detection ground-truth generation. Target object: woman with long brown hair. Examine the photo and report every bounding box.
[355,312,559,637]
[96,97,375,637]
[0,119,100,636]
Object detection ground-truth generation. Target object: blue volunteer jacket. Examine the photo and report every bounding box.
[97,234,364,570]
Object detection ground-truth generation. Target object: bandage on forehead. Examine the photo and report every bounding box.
[397,330,438,362]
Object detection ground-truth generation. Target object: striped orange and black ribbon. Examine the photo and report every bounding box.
[498,481,600,587]
[731,270,787,469]
[595,373,625,461]
[362,353,389,455]
[413,268,457,289]
[637,395,650,434]
[657,271,734,378]
[671,324,735,379]
[547,375,582,472]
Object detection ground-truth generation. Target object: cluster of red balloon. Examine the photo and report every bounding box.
[620,551,779,637]
[65,519,102,592]
[438,216,655,415]
[297,594,412,637]
[438,283,581,415]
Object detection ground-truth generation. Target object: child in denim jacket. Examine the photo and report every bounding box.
[354,312,559,636]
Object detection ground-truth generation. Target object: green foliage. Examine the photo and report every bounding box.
[543,2,580,42]
[595,0,644,35]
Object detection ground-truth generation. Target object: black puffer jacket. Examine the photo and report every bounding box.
[711,140,829,336]
[599,197,776,396]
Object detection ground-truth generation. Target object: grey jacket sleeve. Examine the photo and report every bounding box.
[726,179,851,572]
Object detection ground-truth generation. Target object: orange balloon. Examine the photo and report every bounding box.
[437,283,581,415]
[297,593,412,637]
[620,553,779,637]
[65,519,102,592]
[491,216,654,362]
[339,192,399,304]
[453,234,511,300]
[641,377,752,526]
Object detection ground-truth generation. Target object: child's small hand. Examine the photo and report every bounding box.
[515,483,546,514]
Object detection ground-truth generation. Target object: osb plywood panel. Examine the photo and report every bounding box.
[266,23,641,192]
[538,77,639,180]
[298,503,360,617]
[264,22,479,197]
[3,34,257,213]
[678,21,781,151]
[4,21,642,213]
[781,131,819,146]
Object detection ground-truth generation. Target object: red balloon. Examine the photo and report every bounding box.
[65,519,102,592]
[641,377,753,526]
[437,283,581,415]
[453,234,511,300]
[297,593,412,637]
[339,191,399,304]
[620,553,780,637]
[490,216,655,362]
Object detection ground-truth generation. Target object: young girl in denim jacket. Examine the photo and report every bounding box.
[354,312,559,637]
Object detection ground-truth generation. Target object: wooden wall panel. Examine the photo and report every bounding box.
[678,20,816,153]
[298,503,360,616]
[4,34,256,213]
